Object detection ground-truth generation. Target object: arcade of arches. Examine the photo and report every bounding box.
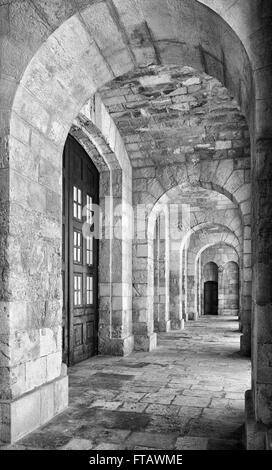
[0,0,271,450]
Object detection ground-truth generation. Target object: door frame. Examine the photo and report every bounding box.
[63,134,99,366]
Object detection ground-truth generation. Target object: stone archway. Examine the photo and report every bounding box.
[3,0,272,448]
[199,244,240,317]
[196,242,240,318]
[184,225,241,320]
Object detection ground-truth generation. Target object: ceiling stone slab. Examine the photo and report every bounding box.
[99,65,249,169]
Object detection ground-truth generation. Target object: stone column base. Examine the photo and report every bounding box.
[244,390,267,450]
[266,430,272,450]
[99,335,134,356]
[0,369,68,444]
[157,319,171,332]
[134,332,157,352]
[221,309,239,316]
[240,333,251,357]
[171,319,184,330]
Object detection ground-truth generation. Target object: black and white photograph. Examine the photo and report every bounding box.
[0,0,271,461]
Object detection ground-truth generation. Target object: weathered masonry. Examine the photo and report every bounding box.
[0,0,271,450]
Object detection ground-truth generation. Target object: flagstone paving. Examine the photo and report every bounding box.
[2,316,251,450]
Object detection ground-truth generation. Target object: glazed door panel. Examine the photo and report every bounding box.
[62,135,99,366]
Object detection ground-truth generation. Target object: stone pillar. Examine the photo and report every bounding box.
[153,218,160,331]
[170,240,183,330]
[200,260,204,316]
[154,215,171,332]
[186,250,195,320]
[98,169,134,356]
[244,8,272,444]
[0,127,68,444]
[245,137,272,449]
[132,239,157,351]
[194,256,201,318]
[187,248,205,321]
[183,244,189,321]
[164,212,171,331]
[198,256,202,316]
[252,139,272,425]
[240,226,252,356]
[132,201,157,351]
[221,262,239,315]
[218,266,224,315]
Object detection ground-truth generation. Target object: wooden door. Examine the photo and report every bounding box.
[204,281,218,315]
[62,135,99,366]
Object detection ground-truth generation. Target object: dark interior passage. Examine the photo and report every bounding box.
[204,281,218,315]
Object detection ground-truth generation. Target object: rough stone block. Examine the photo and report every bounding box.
[7,330,40,367]
[54,374,69,415]
[175,436,208,450]
[60,438,93,450]
[0,372,68,444]
[134,332,157,352]
[46,351,62,382]
[40,327,61,357]
[98,335,134,356]
[265,430,272,450]
[215,140,232,150]
[244,390,266,450]
[182,77,201,87]
[40,382,54,425]
[25,356,47,391]
[10,114,31,145]
[10,388,41,443]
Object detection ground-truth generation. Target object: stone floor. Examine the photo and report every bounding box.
[3,316,251,450]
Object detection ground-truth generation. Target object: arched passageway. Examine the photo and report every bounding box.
[0,0,271,451]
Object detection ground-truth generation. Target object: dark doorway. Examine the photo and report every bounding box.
[204,281,218,315]
[62,135,99,366]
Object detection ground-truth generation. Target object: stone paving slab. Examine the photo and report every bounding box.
[175,436,209,450]
[126,431,178,449]
[144,404,181,416]
[2,316,250,451]
[60,439,93,450]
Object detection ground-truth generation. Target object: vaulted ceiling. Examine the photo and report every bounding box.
[99,66,249,168]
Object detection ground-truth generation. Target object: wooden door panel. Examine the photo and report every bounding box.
[62,135,99,366]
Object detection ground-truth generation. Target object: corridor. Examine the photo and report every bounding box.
[3,317,250,451]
